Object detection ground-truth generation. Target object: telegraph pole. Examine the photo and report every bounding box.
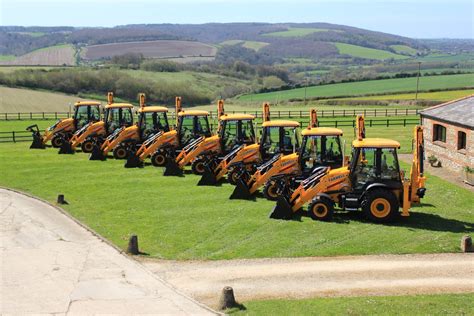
[415,62,421,101]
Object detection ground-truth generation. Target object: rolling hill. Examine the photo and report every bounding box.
[0,44,76,66]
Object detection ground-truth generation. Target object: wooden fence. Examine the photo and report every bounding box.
[0,117,420,143]
[0,108,420,121]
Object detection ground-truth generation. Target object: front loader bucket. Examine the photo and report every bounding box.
[163,158,183,176]
[197,164,218,186]
[229,178,253,200]
[89,144,106,161]
[58,138,74,154]
[124,153,142,168]
[269,196,293,220]
[29,134,45,149]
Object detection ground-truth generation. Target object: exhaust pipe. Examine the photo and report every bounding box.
[269,196,293,220]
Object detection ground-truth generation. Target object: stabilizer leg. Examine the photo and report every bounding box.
[30,134,45,149]
[124,152,142,168]
[89,142,106,161]
[58,137,74,154]
[197,163,218,186]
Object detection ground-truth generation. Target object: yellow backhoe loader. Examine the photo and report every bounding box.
[230,111,346,200]
[124,97,212,168]
[198,102,303,186]
[270,125,426,224]
[27,101,101,149]
[89,93,169,160]
[58,92,134,154]
[163,100,257,176]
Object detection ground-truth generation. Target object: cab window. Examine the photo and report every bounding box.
[106,108,133,134]
[222,120,239,150]
[380,148,400,181]
[353,148,377,190]
[89,106,100,122]
[262,126,281,155]
[300,135,342,171]
[178,115,194,146]
[195,116,211,137]
[241,119,255,144]
[282,127,299,154]
[74,106,89,129]
[140,112,169,139]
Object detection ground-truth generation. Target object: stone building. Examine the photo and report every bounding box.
[420,95,473,173]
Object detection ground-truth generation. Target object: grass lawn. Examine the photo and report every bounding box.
[263,27,342,37]
[229,293,474,315]
[334,43,408,60]
[0,55,16,62]
[0,138,472,260]
[238,73,474,102]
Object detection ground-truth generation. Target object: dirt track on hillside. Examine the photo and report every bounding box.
[141,253,474,307]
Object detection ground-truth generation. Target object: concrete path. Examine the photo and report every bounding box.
[143,253,474,307]
[0,189,214,315]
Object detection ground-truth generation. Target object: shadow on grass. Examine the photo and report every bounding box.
[323,210,474,233]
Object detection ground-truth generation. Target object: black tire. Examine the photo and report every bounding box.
[151,151,166,167]
[51,135,63,148]
[227,168,240,185]
[308,197,334,221]
[263,181,279,201]
[81,139,94,153]
[191,157,206,175]
[361,188,399,223]
[113,146,128,159]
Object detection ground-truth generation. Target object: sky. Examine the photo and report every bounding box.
[0,0,472,38]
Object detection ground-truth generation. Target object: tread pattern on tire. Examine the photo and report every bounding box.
[361,188,399,223]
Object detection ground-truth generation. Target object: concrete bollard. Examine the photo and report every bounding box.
[57,194,67,205]
[218,286,238,310]
[127,235,139,255]
[461,235,473,252]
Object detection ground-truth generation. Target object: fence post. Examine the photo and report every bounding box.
[55,112,57,120]
[404,119,406,126]
[12,131,15,143]
[299,110,302,118]
[30,112,32,119]
[370,119,373,127]
[335,121,338,128]
[343,109,345,117]
[278,111,281,118]
[5,113,7,121]
[387,119,389,127]
[18,112,20,120]
[42,112,45,120]
[364,109,366,117]
[288,110,291,118]
[352,119,355,127]
[395,109,398,116]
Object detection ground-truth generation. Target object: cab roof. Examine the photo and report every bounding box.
[178,110,209,117]
[262,120,300,128]
[220,113,255,121]
[352,138,400,149]
[138,106,168,113]
[302,127,344,136]
[74,101,101,107]
[105,103,134,109]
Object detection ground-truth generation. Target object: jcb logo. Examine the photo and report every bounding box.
[329,175,345,182]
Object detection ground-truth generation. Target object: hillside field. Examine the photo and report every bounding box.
[335,42,408,60]
[0,44,76,66]
[263,27,342,37]
[83,40,217,60]
[238,73,474,102]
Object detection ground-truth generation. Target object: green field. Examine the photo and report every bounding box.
[264,27,342,37]
[416,52,474,63]
[335,43,408,60]
[230,293,474,315]
[238,73,474,102]
[337,89,474,102]
[0,138,472,260]
[0,55,16,62]
[390,44,418,55]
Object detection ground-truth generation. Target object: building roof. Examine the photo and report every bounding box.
[420,95,474,129]
[352,138,400,148]
[301,127,343,136]
[262,120,300,127]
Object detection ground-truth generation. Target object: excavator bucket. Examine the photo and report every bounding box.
[26,125,45,149]
[269,196,293,220]
[89,143,106,161]
[163,158,183,176]
[124,152,142,168]
[229,178,253,200]
[197,164,218,186]
[58,136,74,154]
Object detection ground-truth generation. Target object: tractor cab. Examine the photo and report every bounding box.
[349,138,402,192]
[218,114,256,152]
[104,103,134,135]
[137,106,170,141]
[176,110,211,147]
[300,127,344,172]
[73,101,101,130]
[260,120,300,159]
